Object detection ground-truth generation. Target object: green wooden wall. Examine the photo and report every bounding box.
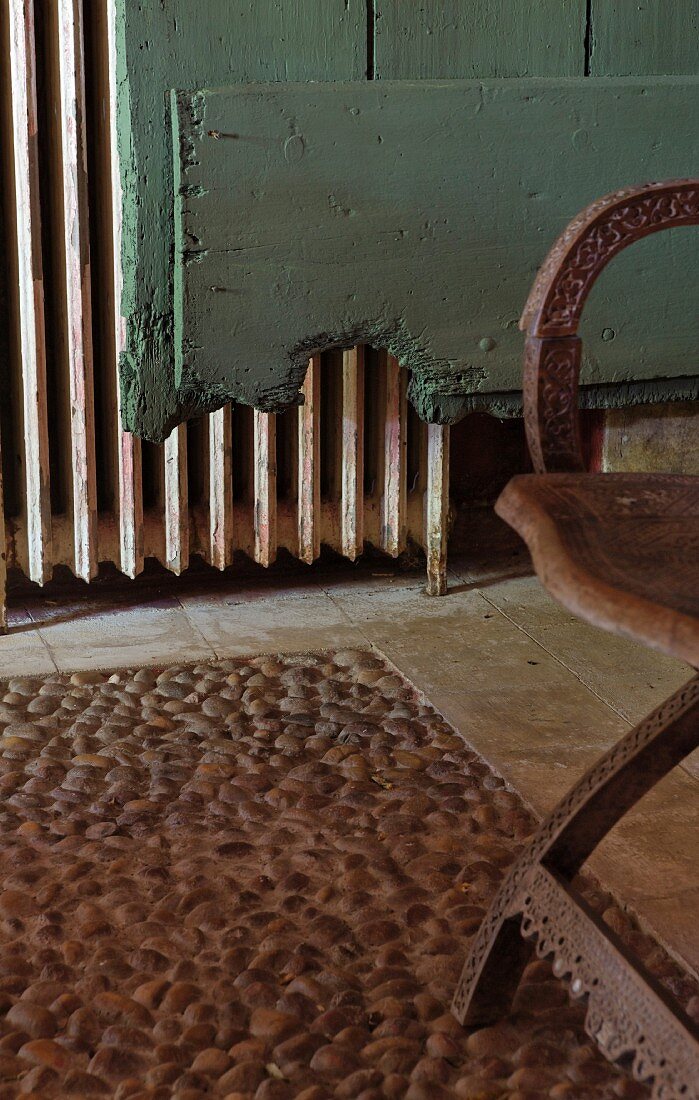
[116,0,365,440]
[173,79,699,423]
[589,2,699,76]
[373,0,699,78]
[117,1,699,440]
[374,2,587,78]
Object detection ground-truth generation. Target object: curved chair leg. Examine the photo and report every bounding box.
[453,676,699,1096]
[452,909,533,1026]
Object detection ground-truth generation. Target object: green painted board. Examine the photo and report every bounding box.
[590,1,699,76]
[115,0,366,440]
[172,78,699,426]
[374,1,587,78]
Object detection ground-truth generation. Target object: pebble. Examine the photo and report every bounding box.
[309,1043,359,1076]
[0,1054,23,1079]
[249,1009,298,1042]
[6,1003,56,1039]
[190,1046,231,1075]
[18,1039,69,1071]
[70,672,106,686]
[454,1078,505,1099]
[0,889,38,919]
[218,1060,267,1092]
[0,651,681,1098]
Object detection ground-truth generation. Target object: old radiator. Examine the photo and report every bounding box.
[0,0,449,630]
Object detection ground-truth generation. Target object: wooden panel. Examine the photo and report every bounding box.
[341,347,364,561]
[114,0,366,442]
[591,1,699,76]
[107,0,142,577]
[375,1,586,78]
[9,0,52,583]
[298,356,321,564]
[208,405,233,569]
[58,0,97,581]
[174,79,699,425]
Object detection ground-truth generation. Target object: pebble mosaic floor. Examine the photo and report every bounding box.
[0,649,694,1099]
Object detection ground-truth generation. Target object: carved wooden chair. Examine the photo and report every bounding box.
[451,180,699,1098]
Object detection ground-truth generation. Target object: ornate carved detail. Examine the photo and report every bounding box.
[453,676,699,1074]
[520,179,699,473]
[523,336,583,473]
[520,867,699,1100]
[450,861,525,1020]
[522,180,699,338]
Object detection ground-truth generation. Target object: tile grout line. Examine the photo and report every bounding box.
[37,635,60,673]
[319,585,403,661]
[175,596,226,661]
[24,602,84,674]
[484,593,699,785]
[318,585,375,642]
[23,605,61,673]
[479,590,635,728]
[9,606,60,674]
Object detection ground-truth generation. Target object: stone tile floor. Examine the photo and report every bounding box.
[1,552,697,985]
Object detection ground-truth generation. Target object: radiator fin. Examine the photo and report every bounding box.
[0,3,450,630]
[341,346,365,562]
[9,0,52,583]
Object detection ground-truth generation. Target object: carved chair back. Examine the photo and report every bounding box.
[519,180,699,474]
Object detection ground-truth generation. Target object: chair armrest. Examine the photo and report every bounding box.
[520,180,699,472]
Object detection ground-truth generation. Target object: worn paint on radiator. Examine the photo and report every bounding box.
[172,78,699,424]
[0,2,447,624]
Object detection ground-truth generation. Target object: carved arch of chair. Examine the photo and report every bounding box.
[520,179,699,474]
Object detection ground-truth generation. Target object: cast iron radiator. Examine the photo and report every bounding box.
[0,0,450,629]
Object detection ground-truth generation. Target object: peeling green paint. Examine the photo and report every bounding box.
[117,3,699,439]
[115,0,365,441]
[448,377,699,421]
[172,79,699,427]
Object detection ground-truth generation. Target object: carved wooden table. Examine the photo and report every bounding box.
[452,180,699,1099]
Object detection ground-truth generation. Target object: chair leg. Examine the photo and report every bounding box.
[519,866,699,1094]
[452,675,699,1093]
[452,905,533,1026]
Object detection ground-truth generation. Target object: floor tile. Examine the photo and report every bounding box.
[0,626,56,676]
[485,576,693,718]
[484,575,699,778]
[342,587,578,695]
[36,606,215,672]
[180,591,366,657]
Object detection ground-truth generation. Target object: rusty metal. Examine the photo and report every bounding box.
[0,8,451,626]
